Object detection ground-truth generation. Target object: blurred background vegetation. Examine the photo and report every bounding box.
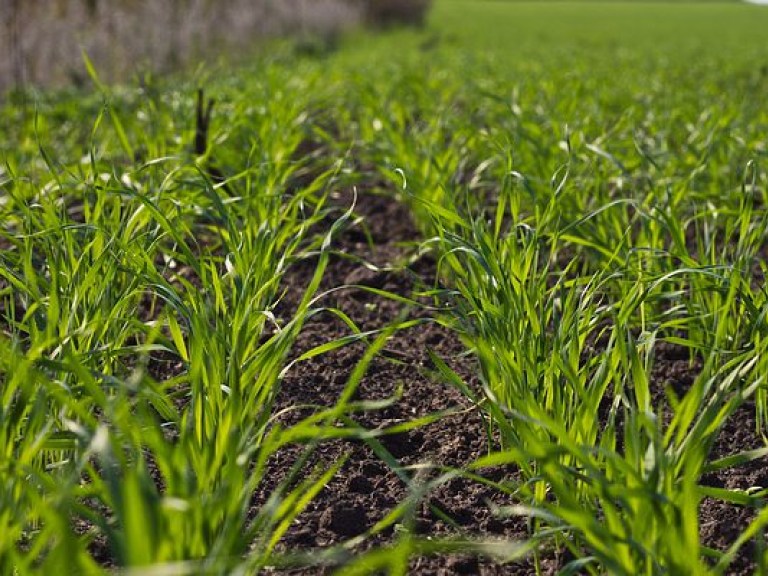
[0,0,432,93]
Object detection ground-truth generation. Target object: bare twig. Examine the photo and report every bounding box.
[195,88,231,194]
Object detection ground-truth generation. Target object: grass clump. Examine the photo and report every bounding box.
[0,61,364,572]
[338,4,768,571]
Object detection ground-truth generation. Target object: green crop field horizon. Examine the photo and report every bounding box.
[2,1,768,574]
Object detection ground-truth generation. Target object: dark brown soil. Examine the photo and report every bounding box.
[257,189,556,574]
[253,188,768,575]
[6,181,764,573]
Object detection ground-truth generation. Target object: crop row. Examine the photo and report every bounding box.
[2,6,768,573]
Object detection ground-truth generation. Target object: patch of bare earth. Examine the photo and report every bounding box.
[257,188,766,574]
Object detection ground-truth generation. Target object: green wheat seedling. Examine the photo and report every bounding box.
[4,3,768,573]
[0,73,370,573]
[417,186,768,573]
[365,70,768,568]
[406,143,768,575]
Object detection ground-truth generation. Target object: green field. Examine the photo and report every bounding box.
[2,1,768,574]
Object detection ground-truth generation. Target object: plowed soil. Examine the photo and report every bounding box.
[256,188,767,575]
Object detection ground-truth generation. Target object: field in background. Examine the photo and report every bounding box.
[2,1,768,574]
[434,1,768,53]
